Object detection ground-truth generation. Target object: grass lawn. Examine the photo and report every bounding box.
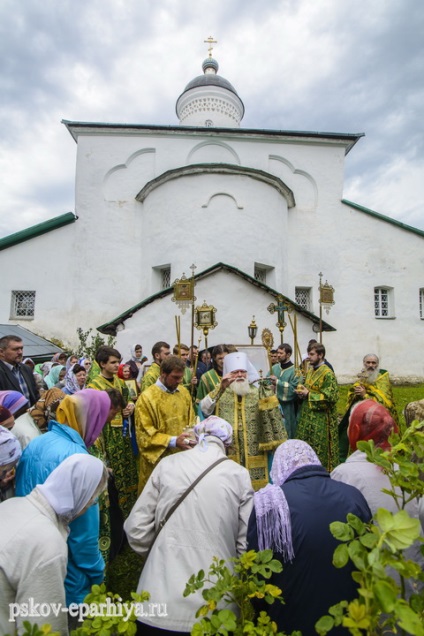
[337,383,424,427]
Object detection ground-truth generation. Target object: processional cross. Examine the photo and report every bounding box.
[267,295,290,344]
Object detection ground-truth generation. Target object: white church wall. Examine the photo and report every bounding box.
[287,203,424,381]
[0,223,79,341]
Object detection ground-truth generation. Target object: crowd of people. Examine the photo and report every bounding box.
[0,333,422,635]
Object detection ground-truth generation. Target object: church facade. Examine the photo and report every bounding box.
[0,55,423,381]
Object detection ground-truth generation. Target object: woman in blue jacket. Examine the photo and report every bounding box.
[15,388,119,606]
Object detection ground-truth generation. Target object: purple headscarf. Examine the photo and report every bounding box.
[55,389,111,448]
[253,440,322,561]
[0,391,29,415]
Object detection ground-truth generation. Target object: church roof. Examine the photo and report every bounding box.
[0,212,77,251]
[181,73,239,96]
[342,200,424,237]
[97,262,336,336]
[62,120,363,155]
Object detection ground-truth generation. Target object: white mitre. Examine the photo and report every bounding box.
[223,352,259,384]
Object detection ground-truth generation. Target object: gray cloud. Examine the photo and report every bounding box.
[0,0,423,237]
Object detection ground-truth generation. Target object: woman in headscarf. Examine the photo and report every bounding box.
[30,387,66,432]
[15,389,120,607]
[66,354,79,371]
[0,454,108,635]
[79,356,92,373]
[125,415,253,636]
[331,399,423,599]
[44,364,66,389]
[125,344,147,382]
[62,363,87,395]
[0,389,28,416]
[0,425,22,501]
[51,352,67,366]
[404,399,424,426]
[0,405,14,430]
[247,439,371,635]
[0,389,41,449]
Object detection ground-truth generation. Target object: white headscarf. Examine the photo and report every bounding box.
[194,416,233,451]
[37,454,106,522]
[0,425,22,467]
[223,351,259,384]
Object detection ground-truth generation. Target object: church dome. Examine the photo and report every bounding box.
[176,56,244,128]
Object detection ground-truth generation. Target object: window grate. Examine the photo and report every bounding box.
[11,290,36,318]
[295,287,311,311]
[374,287,390,318]
[161,267,171,289]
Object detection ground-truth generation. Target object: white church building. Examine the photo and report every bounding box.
[1,53,423,381]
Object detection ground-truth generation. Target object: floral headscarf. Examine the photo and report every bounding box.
[55,389,111,448]
[63,364,85,395]
[194,416,233,451]
[404,399,424,427]
[253,440,322,561]
[30,388,66,431]
[0,425,22,467]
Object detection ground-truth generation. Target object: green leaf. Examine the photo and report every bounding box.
[375,508,421,551]
[359,531,378,549]
[330,521,354,542]
[333,543,349,568]
[347,513,365,535]
[373,580,397,612]
[315,615,334,635]
[395,601,424,636]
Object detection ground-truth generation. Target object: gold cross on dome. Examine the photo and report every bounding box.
[204,36,217,58]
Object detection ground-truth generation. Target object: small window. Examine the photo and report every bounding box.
[11,290,36,319]
[374,287,394,318]
[254,266,267,284]
[161,267,171,290]
[420,288,424,319]
[295,287,311,311]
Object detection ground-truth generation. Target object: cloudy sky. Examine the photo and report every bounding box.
[0,0,423,238]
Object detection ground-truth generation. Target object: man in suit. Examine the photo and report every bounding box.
[0,335,39,406]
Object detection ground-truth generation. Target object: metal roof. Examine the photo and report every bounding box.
[0,324,64,361]
[0,213,77,251]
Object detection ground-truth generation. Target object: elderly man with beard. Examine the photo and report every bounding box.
[338,353,397,462]
[199,351,287,490]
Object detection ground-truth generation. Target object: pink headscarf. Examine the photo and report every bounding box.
[55,389,111,448]
[253,440,322,561]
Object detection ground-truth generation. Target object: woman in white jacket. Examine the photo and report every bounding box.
[125,416,254,636]
[0,453,108,635]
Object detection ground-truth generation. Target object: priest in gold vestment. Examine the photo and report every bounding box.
[135,356,195,493]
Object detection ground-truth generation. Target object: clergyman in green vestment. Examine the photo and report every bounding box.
[296,343,339,472]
